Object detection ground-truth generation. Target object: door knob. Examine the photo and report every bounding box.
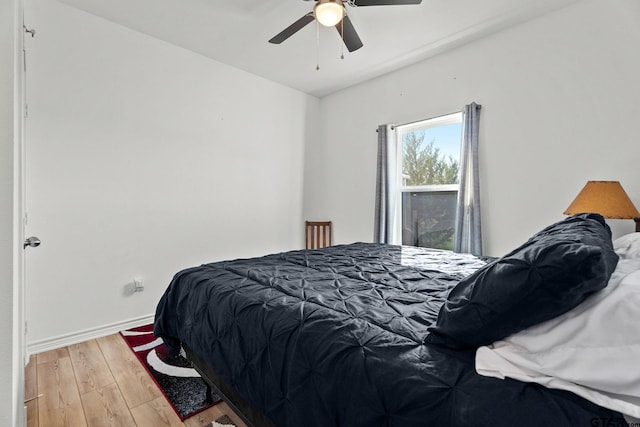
[23,236,41,249]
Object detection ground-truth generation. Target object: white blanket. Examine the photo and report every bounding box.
[476,258,640,418]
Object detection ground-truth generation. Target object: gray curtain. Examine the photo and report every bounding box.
[374,124,398,244]
[454,102,483,255]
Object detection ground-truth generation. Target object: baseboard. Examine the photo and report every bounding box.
[26,314,155,356]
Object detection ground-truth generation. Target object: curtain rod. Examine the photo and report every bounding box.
[376,106,481,132]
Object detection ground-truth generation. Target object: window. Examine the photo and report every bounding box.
[396,113,462,250]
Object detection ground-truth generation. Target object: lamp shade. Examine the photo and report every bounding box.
[564,181,640,219]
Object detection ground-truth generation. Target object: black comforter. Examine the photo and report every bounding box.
[155,241,624,427]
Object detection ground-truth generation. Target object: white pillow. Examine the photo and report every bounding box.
[613,232,640,259]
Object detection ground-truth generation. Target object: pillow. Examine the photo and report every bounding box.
[475,258,640,418]
[427,213,619,349]
[613,232,640,260]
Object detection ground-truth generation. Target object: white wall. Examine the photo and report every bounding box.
[306,0,640,256]
[25,0,319,346]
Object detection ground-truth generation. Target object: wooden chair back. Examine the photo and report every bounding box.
[305,221,332,249]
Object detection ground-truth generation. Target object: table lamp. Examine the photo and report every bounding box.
[564,181,640,232]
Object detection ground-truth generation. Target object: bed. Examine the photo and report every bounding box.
[154,213,640,426]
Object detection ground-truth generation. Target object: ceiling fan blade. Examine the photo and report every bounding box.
[269,13,315,44]
[336,15,363,52]
[352,0,421,6]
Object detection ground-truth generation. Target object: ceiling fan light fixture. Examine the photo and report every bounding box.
[314,0,345,27]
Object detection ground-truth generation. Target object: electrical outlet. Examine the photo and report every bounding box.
[133,278,144,292]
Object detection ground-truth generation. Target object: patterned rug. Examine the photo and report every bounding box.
[120,323,221,420]
[212,415,236,426]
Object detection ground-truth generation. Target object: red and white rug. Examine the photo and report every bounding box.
[120,323,221,420]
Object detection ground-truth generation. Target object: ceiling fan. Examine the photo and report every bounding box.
[269,0,423,53]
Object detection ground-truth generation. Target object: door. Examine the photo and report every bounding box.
[19,4,41,351]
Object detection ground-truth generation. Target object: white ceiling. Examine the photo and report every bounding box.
[56,0,579,97]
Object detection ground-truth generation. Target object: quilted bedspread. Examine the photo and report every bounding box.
[154,243,623,426]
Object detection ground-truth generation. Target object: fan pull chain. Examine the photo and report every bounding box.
[316,20,320,71]
[340,17,345,60]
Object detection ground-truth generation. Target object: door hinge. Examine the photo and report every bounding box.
[22,25,35,73]
[23,25,36,38]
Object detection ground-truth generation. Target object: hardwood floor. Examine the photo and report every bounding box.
[25,333,247,427]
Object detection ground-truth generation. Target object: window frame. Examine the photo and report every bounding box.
[394,112,463,247]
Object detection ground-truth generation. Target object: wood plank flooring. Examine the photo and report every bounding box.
[25,333,247,427]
